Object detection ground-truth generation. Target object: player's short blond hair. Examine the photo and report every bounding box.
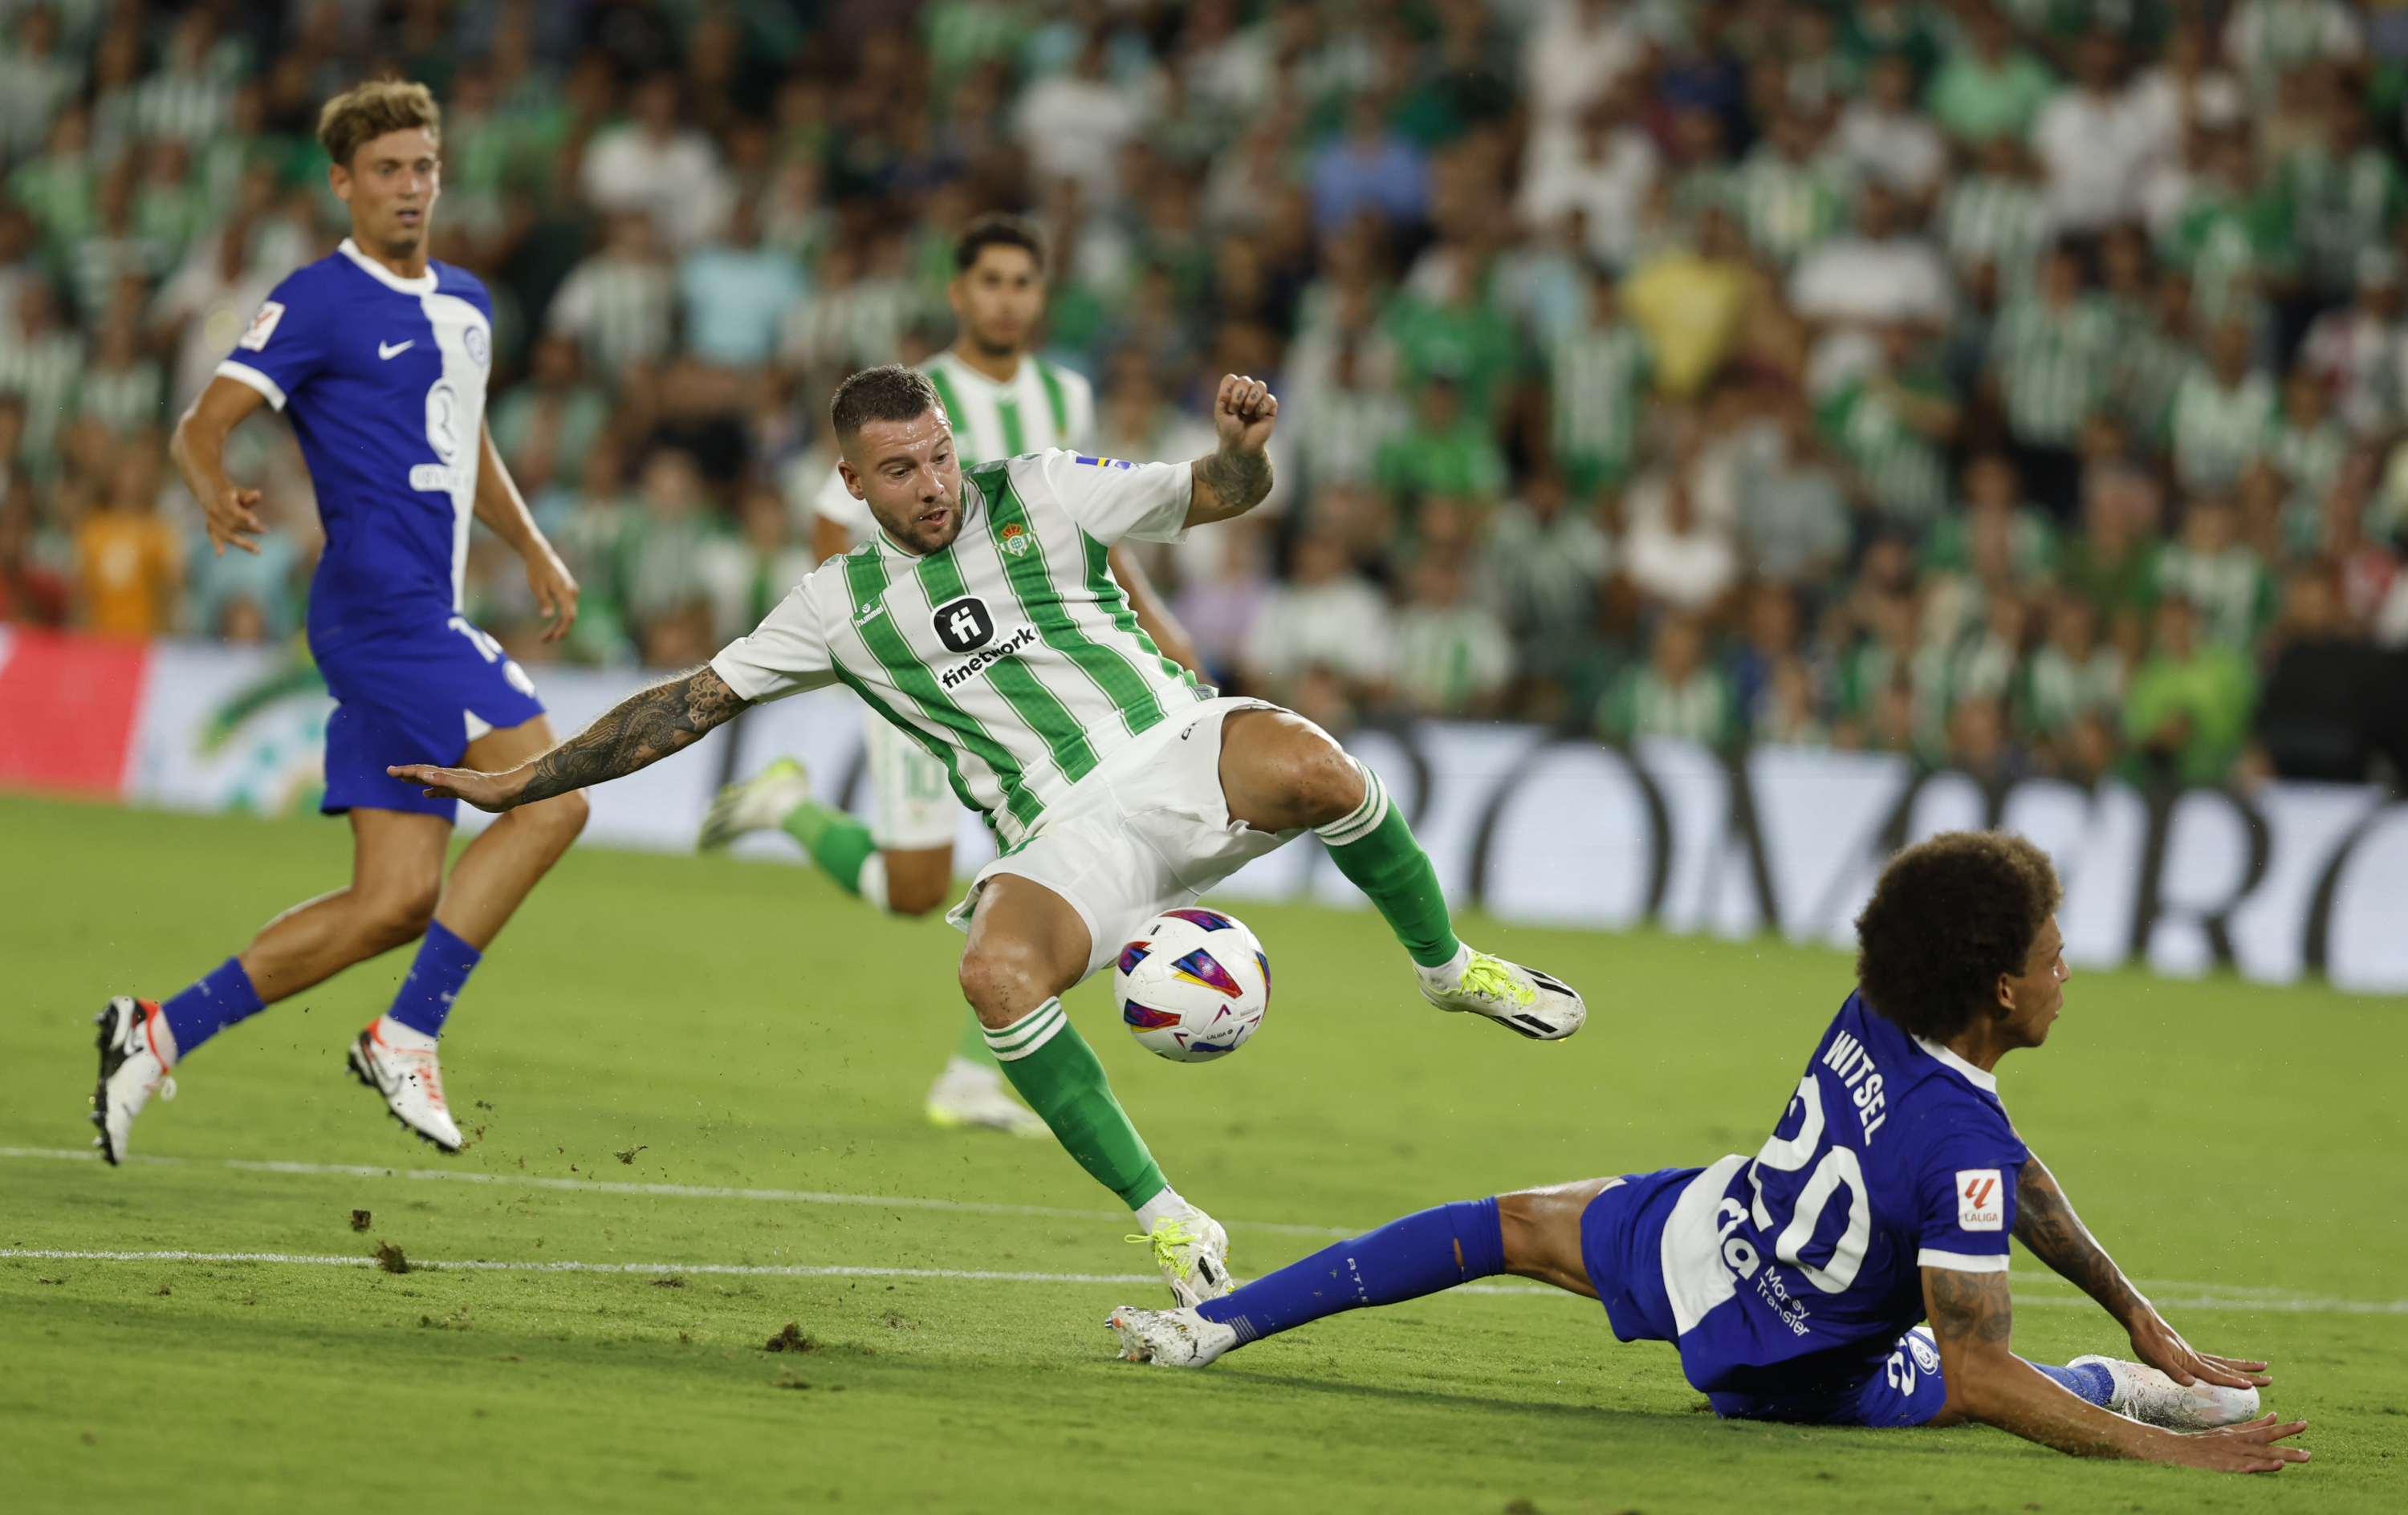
[317,79,441,170]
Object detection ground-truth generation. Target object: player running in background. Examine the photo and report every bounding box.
[1105,833,2310,1475]
[394,364,1584,1306]
[91,81,589,1163]
[700,214,1198,1139]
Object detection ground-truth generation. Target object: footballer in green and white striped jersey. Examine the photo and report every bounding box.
[816,347,1095,538]
[725,450,1208,847]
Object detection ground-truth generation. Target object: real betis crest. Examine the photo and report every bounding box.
[999,522,1031,557]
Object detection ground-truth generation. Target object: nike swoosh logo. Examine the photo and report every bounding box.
[378,340,415,359]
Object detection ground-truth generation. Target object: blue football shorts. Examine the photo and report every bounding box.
[1578,1168,1950,1429]
[315,615,546,820]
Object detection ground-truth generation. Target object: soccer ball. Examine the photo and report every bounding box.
[1114,908,1270,1062]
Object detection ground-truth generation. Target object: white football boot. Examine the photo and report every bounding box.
[1418,947,1587,1040]
[347,1015,463,1152]
[91,996,177,1166]
[1108,1305,1239,1368]
[1129,1210,1235,1308]
[924,1057,1050,1137]
[698,757,813,850]
[2068,1355,2263,1429]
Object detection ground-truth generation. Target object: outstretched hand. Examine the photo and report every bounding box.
[1213,372,1277,453]
[2165,1414,2312,1473]
[2128,1307,2270,1390]
[387,763,527,814]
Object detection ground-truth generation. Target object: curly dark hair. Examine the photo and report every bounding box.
[1855,831,2062,1042]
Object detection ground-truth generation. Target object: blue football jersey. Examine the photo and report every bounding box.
[1656,991,2029,1395]
[217,238,495,655]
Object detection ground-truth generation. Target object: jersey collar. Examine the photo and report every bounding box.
[337,238,438,295]
[935,348,1021,395]
[1913,1036,1999,1095]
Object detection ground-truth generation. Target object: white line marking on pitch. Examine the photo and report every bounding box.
[3,1249,2402,1311]
[10,1151,2402,1314]
[0,1146,1349,1237]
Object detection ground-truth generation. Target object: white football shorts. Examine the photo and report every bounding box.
[945,697,1296,981]
[864,708,962,851]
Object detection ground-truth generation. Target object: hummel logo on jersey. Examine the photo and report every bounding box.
[1955,1169,2003,1231]
[932,595,996,653]
[941,623,1038,688]
[378,339,415,359]
[852,600,886,628]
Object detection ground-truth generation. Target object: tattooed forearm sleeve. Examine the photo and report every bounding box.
[1192,444,1274,519]
[2013,1156,2145,1322]
[1927,1265,2016,1348]
[515,666,747,806]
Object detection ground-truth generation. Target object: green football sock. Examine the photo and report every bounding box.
[954,1009,1001,1069]
[984,999,1168,1209]
[1315,762,1462,969]
[779,798,879,899]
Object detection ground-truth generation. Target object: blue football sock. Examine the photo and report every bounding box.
[1198,1198,1506,1343]
[385,921,482,1038]
[2031,1359,2116,1406]
[157,957,266,1057]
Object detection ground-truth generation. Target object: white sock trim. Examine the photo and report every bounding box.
[1131,1185,1190,1232]
[1415,942,1473,986]
[1312,760,1389,847]
[857,852,889,912]
[982,998,1068,1062]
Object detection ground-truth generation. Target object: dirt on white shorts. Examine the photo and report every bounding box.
[945,697,1296,981]
[865,706,962,851]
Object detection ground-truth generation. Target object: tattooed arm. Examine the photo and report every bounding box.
[1920,1266,2306,1470]
[389,665,748,813]
[1187,372,1278,526]
[2015,1154,2270,1391]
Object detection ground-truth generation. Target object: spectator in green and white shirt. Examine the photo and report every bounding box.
[1987,242,2118,517]
[2268,366,2349,551]
[2025,594,2127,745]
[1937,135,2048,298]
[1392,554,1515,719]
[1726,106,1852,270]
[2168,318,2277,495]
[1548,266,1650,495]
[2155,495,2276,651]
[1819,322,1959,532]
[2283,92,2402,301]
[1597,611,1735,749]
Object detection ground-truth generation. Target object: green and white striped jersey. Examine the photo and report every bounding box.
[815,349,1094,537]
[718,451,1210,846]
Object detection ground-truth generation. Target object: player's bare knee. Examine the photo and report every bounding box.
[1289,737,1365,828]
[958,944,1046,1028]
[887,879,949,917]
[360,880,440,951]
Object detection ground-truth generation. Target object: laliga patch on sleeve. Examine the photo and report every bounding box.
[236,301,285,351]
[1955,1169,2004,1232]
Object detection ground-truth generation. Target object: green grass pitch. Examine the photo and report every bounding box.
[2,792,2402,1513]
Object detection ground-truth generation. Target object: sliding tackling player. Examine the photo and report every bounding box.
[1105,833,2310,1475]
[393,364,1585,1306]
[92,81,588,1161]
[700,214,1198,1139]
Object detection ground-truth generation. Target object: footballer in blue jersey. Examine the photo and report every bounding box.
[92,81,589,1164]
[1106,833,2312,1475]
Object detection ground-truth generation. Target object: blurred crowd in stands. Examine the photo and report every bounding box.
[6,0,2408,789]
